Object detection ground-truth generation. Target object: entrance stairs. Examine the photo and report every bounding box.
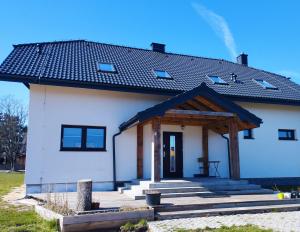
[154,197,300,220]
[120,178,273,200]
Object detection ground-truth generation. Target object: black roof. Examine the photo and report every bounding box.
[1,40,300,105]
[119,83,262,132]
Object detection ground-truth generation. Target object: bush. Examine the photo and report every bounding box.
[120,219,148,232]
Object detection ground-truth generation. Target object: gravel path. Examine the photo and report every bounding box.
[148,211,300,232]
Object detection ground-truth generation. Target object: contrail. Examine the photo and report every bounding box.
[192,2,238,61]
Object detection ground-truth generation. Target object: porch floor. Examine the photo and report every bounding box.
[31,191,280,211]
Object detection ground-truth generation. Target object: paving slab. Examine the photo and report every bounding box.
[32,191,283,211]
[149,211,300,232]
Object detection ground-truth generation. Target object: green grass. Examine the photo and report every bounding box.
[175,225,272,232]
[0,172,24,196]
[0,172,58,232]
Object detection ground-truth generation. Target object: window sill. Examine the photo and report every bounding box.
[60,149,107,152]
[278,139,297,141]
[244,137,254,140]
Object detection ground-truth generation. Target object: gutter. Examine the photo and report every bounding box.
[221,134,231,178]
[112,130,122,190]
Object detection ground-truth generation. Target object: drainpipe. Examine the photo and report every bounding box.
[112,130,122,191]
[221,134,231,178]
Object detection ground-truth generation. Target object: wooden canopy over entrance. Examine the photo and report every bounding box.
[119,83,262,182]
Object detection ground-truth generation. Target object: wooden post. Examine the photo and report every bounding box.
[152,118,161,182]
[76,179,92,211]
[202,127,209,176]
[137,124,144,179]
[228,118,240,179]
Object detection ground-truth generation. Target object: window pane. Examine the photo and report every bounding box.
[154,70,171,78]
[255,79,277,89]
[170,135,176,172]
[99,63,116,72]
[63,128,82,148]
[278,129,295,140]
[86,128,105,148]
[244,130,250,137]
[208,75,227,84]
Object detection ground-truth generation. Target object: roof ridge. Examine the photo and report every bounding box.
[13,39,86,47]
[13,39,233,63]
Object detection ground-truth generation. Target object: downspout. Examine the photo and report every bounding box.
[112,130,122,191]
[221,134,231,178]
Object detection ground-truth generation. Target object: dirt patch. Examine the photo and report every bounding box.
[3,184,25,204]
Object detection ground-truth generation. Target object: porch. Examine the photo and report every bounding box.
[119,83,262,185]
[121,178,272,200]
[32,179,295,221]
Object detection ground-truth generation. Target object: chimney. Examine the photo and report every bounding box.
[237,53,248,66]
[151,42,165,53]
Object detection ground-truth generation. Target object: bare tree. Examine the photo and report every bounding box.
[0,96,27,171]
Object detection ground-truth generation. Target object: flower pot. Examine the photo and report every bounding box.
[145,192,161,206]
[277,192,284,200]
[92,202,100,209]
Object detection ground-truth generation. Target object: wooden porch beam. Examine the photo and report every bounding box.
[194,96,225,112]
[202,127,209,176]
[228,118,240,179]
[186,99,212,111]
[161,117,215,126]
[137,124,143,179]
[178,103,196,110]
[152,118,161,182]
[165,109,235,118]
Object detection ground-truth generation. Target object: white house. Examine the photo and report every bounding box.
[0,40,300,194]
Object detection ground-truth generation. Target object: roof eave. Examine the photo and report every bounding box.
[1,73,300,107]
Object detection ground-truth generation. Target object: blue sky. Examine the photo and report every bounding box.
[0,0,299,107]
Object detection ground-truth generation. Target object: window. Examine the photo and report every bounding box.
[98,63,116,73]
[153,70,172,79]
[61,125,106,151]
[243,129,254,139]
[278,129,296,141]
[254,79,278,90]
[208,75,228,85]
[62,127,82,148]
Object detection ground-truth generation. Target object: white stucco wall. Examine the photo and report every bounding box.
[25,85,167,191]
[25,84,300,193]
[237,102,300,178]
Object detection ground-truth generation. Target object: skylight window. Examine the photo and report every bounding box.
[254,79,278,90]
[153,70,172,79]
[98,63,116,73]
[208,75,228,85]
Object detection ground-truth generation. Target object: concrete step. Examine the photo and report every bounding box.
[142,186,208,194]
[133,191,216,200]
[207,184,261,191]
[147,180,249,189]
[216,189,273,195]
[155,199,300,212]
[156,203,300,220]
[148,182,205,188]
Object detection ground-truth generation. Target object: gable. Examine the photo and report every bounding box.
[119,83,262,134]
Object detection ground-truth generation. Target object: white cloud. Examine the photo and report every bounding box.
[192,2,238,61]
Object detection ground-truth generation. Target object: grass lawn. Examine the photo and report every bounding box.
[0,172,57,232]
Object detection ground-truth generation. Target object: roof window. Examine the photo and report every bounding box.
[153,70,172,79]
[254,79,278,90]
[98,63,116,73]
[208,75,228,85]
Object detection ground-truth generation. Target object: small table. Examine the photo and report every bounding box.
[208,161,221,177]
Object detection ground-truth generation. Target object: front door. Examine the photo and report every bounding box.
[163,132,183,178]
